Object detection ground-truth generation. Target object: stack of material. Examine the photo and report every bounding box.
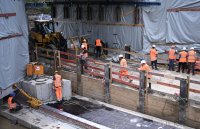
[21,76,72,102]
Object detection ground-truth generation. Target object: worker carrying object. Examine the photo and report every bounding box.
[81,39,88,50]
[168,45,176,71]
[7,92,22,113]
[187,47,196,75]
[119,54,132,82]
[80,45,88,70]
[150,45,158,70]
[177,47,187,73]
[53,71,63,102]
[138,60,152,92]
[95,38,103,58]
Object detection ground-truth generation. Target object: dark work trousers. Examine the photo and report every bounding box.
[96,46,101,58]
[169,59,175,71]
[187,62,195,75]
[151,60,158,69]
[177,62,186,73]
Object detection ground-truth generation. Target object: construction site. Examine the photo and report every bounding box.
[1,0,200,129]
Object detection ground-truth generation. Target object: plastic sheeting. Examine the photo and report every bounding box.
[0,0,29,89]
[54,4,143,51]
[143,0,200,53]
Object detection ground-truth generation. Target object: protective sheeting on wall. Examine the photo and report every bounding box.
[54,4,143,51]
[143,0,200,53]
[0,0,29,90]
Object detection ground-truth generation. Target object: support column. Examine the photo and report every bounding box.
[104,64,110,103]
[139,71,146,113]
[179,79,189,124]
[77,58,83,95]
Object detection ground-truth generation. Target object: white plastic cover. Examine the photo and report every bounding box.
[0,0,29,89]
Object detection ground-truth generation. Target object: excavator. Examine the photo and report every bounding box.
[29,19,67,61]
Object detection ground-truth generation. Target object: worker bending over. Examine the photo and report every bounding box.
[81,39,88,50]
[119,54,132,82]
[80,45,88,69]
[177,47,187,73]
[95,38,103,58]
[150,45,158,70]
[138,60,152,92]
[187,47,196,75]
[168,45,176,71]
[53,71,63,102]
[8,92,22,113]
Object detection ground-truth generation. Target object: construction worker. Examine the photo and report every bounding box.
[138,60,152,92]
[95,38,103,58]
[7,92,22,113]
[187,47,196,75]
[82,39,88,50]
[168,45,176,71]
[177,47,187,73]
[80,45,88,70]
[53,71,63,102]
[119,54,132,82]
[150,45,158,70]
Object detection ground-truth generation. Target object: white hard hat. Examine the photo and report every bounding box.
[171,45,175,48]
[83,39,86,42]
[141,60,146,64]
[182,47,186,50]
[190,47,194,50]
[118,54,123,58]
[152,45,156,48]
[81,45,85,48]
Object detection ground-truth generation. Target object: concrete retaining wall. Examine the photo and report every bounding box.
[60,70,200,129]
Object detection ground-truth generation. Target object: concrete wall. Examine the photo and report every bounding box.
[61,70,200,128]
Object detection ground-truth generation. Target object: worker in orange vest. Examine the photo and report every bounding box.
[95,38,103,58]
[150,45,158,70]
[82,39,88,50]
[138,60,152,92]
[53,71,63,102]
[80,45,88,70]
[168,45,176,71]
[177,47,187,73]
[119,54,132,82]
[187,47,196,75]
[7,92,22,113]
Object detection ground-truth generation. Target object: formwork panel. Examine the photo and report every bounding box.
[61,71,77,93]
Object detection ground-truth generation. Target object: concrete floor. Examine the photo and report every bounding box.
[0,116,28,129]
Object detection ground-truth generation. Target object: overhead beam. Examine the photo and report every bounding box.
[167,8,200,12]
[0,13,16,18]
[47,1,161,6]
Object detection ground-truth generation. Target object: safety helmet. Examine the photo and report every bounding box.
[83,39,86,42]
[152,45,156,48]
[118,54,123,58]
[54,71,58,73]
[10,92,15,97]
[81,45,85,48]
[190,47,194,50]
[182,47,186,51]
[141,60,146,64]
[171,45,175,48]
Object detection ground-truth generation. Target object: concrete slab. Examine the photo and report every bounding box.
[21,76,72,102]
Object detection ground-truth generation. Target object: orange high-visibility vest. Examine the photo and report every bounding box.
[120,58,128,76]
[95,39,102,46]
[150,48,158,61]
[138,64,152,79]
[179,51,187,62]
[120,58,127,68]
[188,50,196,63]
[82,43,88,50]
[8,97,16,110]
[169,49,176,59]
[54,74,62,88]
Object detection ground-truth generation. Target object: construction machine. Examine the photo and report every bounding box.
[29,19,67,61]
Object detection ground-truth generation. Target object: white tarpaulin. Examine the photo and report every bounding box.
[0,0,29,90]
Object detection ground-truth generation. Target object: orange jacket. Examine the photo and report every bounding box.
[54,74,62,88]
[150,48,158,61]
[179,51,187,62]
[169,49,176,60]
[8,97,16,110]
[138,64,152,79]
[120,58,127,68]
[188,50,196,63]
[95,39,102,46]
